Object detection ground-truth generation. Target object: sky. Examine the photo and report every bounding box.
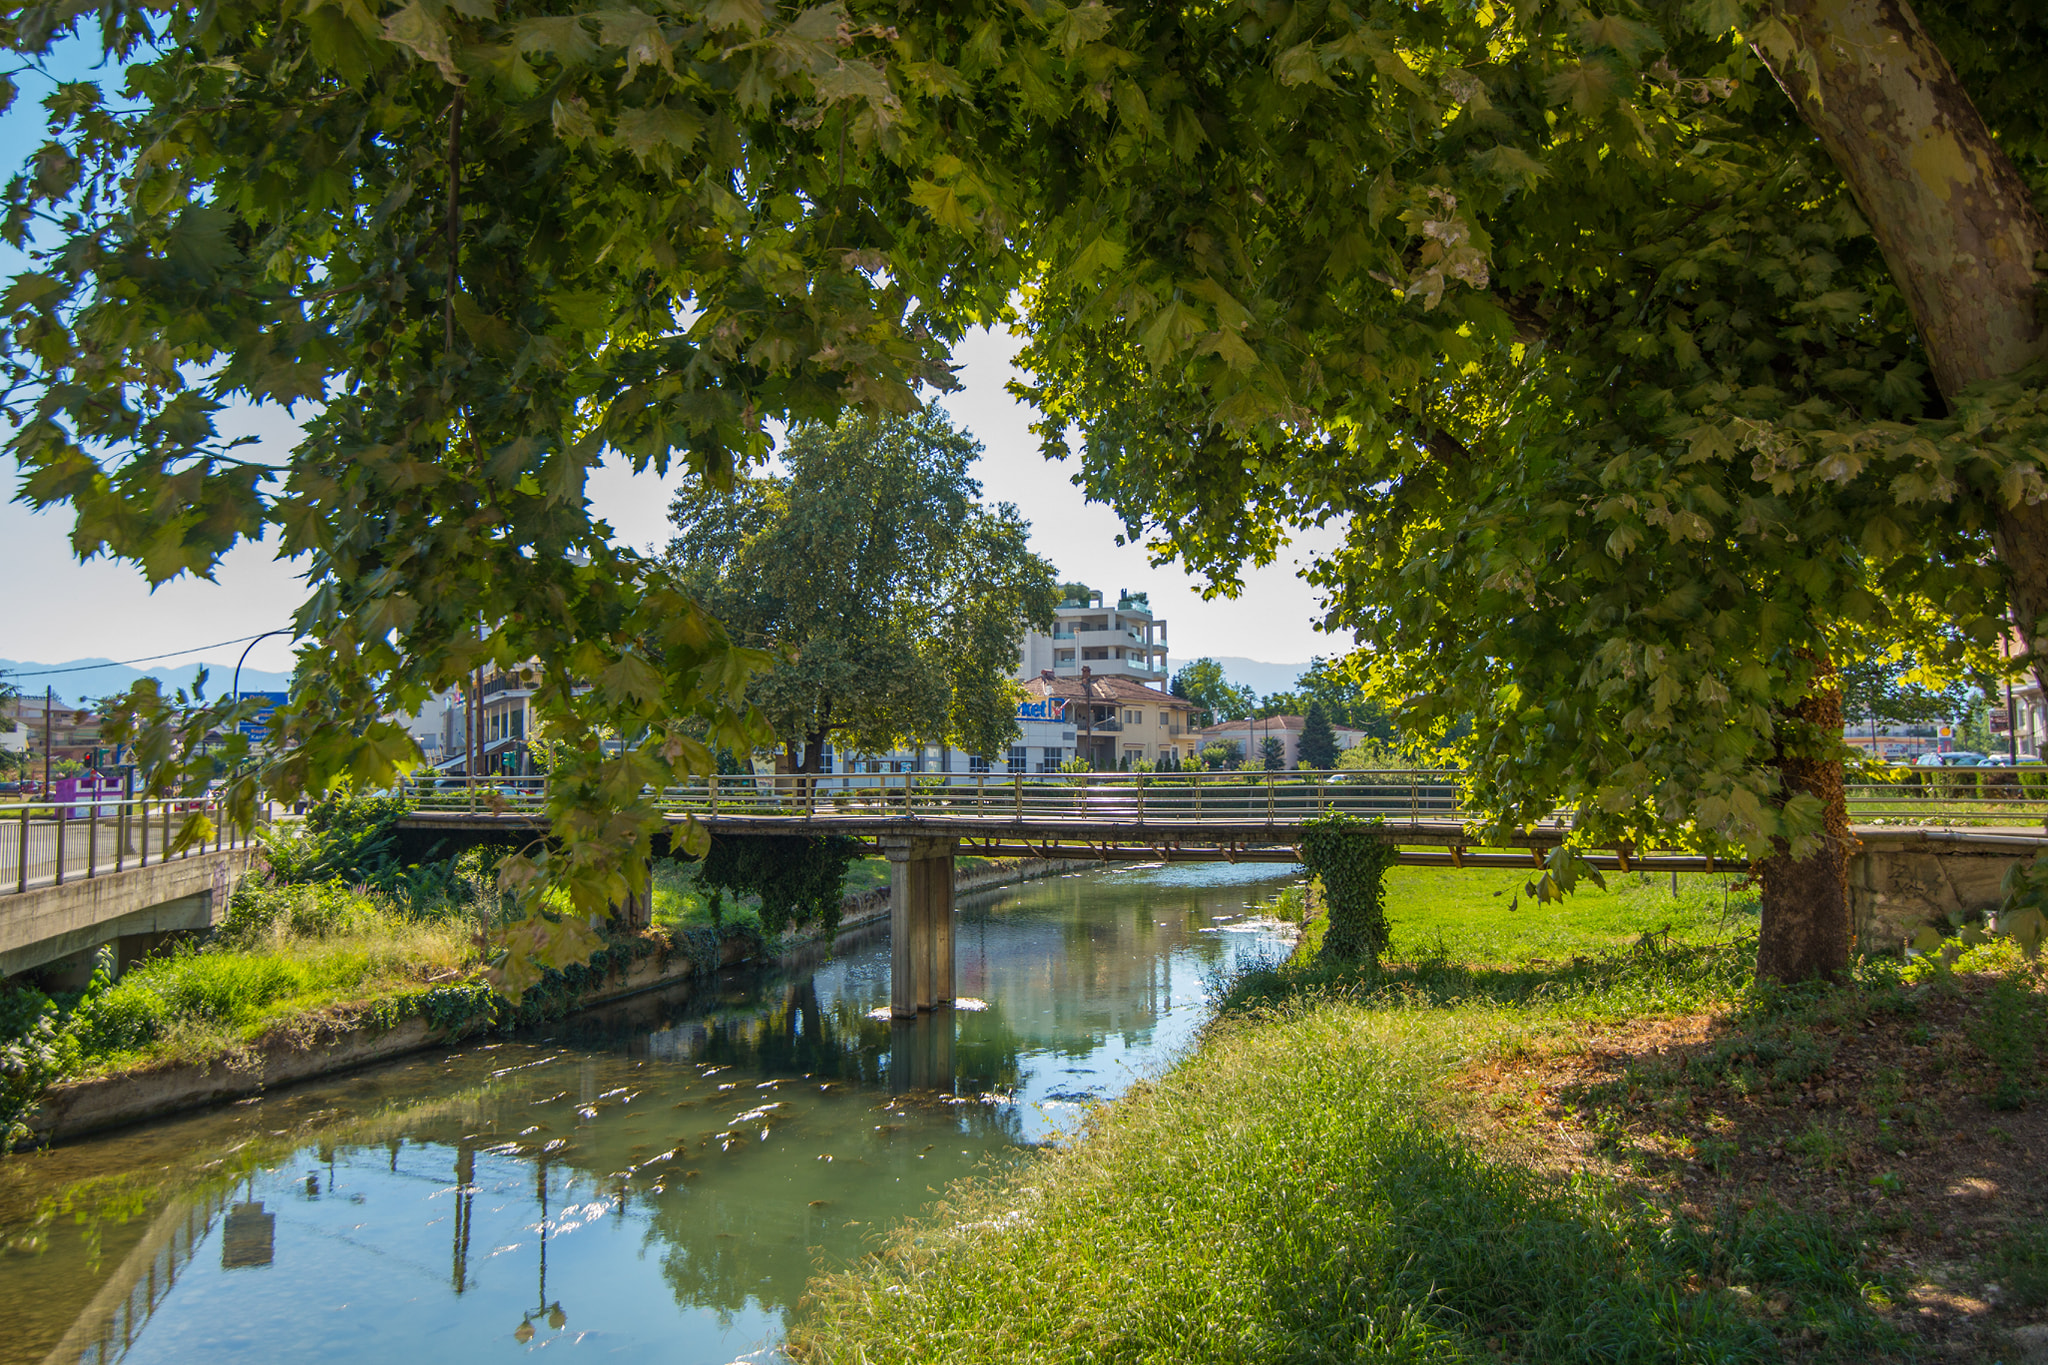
[0,48,1353,684]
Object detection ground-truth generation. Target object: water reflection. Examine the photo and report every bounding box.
[1,861,1297,1365]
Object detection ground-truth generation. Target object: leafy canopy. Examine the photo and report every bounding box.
[1171,657,1255,724]
[665,409,1056,767]
[6,0,2047,938]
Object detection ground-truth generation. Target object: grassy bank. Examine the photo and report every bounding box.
[791,876,2047,1363]
[3,821,1046,1143]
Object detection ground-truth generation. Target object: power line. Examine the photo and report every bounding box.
[0,632,292,679]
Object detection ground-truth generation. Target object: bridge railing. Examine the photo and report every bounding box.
[399,769,1497,824]
[0,796,270,897]
[395,767,2048,831]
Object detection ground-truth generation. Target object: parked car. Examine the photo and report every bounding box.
[1915,751,1988,767]
[1980,753,2019,766]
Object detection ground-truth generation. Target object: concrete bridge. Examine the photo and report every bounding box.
[2,798,263,980]
[9,772,2043,1009]
[396,769,2048,1017]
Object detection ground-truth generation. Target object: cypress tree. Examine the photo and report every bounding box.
[1298,702,1339,770]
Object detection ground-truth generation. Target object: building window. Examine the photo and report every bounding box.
[969,753,992,774]
[1006,745,1027,773]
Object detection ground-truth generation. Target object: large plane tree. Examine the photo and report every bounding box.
[666,409,1055,772]
[5,0,2044,981]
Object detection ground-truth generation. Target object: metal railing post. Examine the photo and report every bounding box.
[162,800,172,862]
[116,800,128,873]
[1137,777,1145,825]
[1266,773,1275,824]
[53,807,65,886]
[1013,772,1023,820]
[87,804,98,879]
[15,809,27,894]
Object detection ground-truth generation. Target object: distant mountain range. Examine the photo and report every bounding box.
[0,658,295,708]
[1207,656,1313,697]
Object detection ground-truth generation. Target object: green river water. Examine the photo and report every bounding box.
[1,861,1300,1365]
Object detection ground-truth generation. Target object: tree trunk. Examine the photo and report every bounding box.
[1757,672,1854,983]
[1760,0,2048,691]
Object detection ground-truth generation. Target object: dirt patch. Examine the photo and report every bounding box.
[1455,972,2048,1362]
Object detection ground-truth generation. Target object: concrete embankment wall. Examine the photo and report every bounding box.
[22,858,1067,1148]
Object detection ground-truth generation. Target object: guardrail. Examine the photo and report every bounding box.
[0,797,271,897]
[397,767,2048,831]
[398,770,1495,825]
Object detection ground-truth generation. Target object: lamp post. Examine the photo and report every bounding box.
[231,630,295,709]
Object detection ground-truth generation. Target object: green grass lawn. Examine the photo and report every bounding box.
[792,936,1908,1364]
[1380,863,1759,964]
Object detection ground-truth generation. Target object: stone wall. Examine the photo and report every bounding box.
[1849,832,2047,951]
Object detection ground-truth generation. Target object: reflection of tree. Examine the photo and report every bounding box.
[6,865,1294,1354]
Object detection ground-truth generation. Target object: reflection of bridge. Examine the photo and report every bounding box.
[398,770,2048,1018]
[35,1188,233,1365]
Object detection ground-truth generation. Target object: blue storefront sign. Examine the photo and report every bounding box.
[1017,697,1067,723]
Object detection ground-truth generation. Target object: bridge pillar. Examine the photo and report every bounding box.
[882,836,956,1017]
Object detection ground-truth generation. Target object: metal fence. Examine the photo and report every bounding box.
[0,797,268,897]
[398,767,2048,830]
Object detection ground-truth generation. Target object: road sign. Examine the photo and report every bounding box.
[236,691,290,741]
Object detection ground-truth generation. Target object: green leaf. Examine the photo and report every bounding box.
[514,15,595,66]
[164,205,241,279]
[908,179,978,234]
[1275,40,1335,89]
[1573,14,1663,64]
[1544,62,1619,116]
[615,103,704,164]
[381,1,460,82]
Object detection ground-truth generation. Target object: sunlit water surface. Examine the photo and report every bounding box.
[2,861,1299,1365]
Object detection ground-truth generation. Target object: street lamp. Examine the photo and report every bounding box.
[231,629,295,704]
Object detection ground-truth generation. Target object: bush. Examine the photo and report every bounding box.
[260,792,412,886]
[219,879,384,944]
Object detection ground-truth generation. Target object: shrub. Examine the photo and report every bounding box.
[259,792,411,886]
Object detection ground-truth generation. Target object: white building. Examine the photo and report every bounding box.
[1014,587,1168,685]
[1993,677,2045,758]
[384,688,460,768]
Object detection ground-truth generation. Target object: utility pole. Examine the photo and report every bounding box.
[43,685,53,793]
[2005,632,2022,765]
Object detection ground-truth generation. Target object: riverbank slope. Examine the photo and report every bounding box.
[9,856,1066,1147]
[790,887,2048,1364]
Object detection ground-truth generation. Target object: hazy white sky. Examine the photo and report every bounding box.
[1,52,1349,678]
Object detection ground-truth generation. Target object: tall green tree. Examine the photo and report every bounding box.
[9,0,2048,987]
[1012,2,2042,981]
[1170,657,1255,725]
[1837,655,1978,733]
[1297,702,1338,771]
[1294,657,1396,742]
[666,410,1056,772]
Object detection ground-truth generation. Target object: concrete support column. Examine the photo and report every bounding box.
[882,835,956,1017]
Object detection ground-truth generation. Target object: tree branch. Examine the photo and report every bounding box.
[444,91,463,363]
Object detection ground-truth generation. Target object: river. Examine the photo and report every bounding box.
[1,861,1301,1365]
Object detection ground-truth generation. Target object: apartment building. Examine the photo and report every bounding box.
[393,665,540,776]
[2,692,107,768]
[1020,668,1195,769]
[1014,588,1169,685]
